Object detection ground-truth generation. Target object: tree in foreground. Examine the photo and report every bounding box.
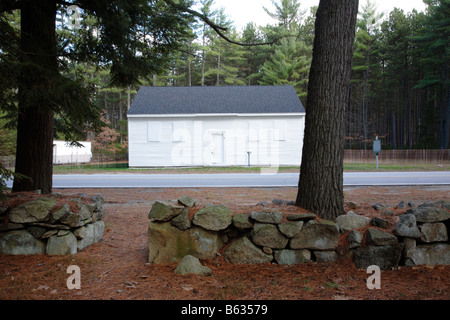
[1,0,197,193]
[1,0,272,194]
[295,0,359,220]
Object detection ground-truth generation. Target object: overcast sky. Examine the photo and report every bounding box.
[210,0,428,30]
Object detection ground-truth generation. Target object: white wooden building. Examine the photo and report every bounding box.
[53,140,92,164]
[127,85,305,168]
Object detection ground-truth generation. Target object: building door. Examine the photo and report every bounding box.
[211,133,225,164]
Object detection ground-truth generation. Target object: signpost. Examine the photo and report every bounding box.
[373,136,381,171]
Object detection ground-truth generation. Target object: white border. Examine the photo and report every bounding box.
[127,113,306,118]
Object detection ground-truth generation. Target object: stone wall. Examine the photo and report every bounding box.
[0,194,105,255]
[148,197,450,269]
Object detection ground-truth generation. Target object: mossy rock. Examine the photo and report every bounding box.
[148,222,223,263]
[192,205,232,231]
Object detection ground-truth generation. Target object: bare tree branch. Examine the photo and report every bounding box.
[164,0,280,47]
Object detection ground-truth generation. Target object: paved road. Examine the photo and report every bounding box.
[6,171,449,188]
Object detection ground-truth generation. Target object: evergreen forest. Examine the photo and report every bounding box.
[1,0,449,162]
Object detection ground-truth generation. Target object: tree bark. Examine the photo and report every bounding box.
[12,0,57,194]
[295,0,358,221]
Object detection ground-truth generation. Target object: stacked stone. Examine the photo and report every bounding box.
[147,196,340,265]
[337,209,404,270]
[226,211,339,264]
[147,197,227,264]
[0,195,105,255]
[342,201,450,269]
[393,203,450,266]
[148,197,450,269]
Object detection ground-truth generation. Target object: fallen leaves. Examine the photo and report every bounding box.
[1,186,449,300]
[124,281,136,288]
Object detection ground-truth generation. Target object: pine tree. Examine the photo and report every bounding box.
[240,23,268,85]
[350,0,384,150]
[295,0,359,220]
[259,0,311,98]
[0,0,195,193]
[259,37,310,98]
[413,0,450,149]
[263,0,304,31]
[203,8,246,86]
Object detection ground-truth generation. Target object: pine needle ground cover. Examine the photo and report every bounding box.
[0,185,449,300]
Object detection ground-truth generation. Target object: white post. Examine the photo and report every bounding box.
[373,136,381,171]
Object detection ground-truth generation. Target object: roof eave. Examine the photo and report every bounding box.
[127,112,306,118]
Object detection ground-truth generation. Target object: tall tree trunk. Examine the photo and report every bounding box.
[201,23,207,86]
[216,50,221,86]
[127,86,131,111]
[13,0,57,194]
[382,62,388,144]
[348,86,352,149]
[187,43,192,87]
[445,87,450,149]
[295,0,358,221]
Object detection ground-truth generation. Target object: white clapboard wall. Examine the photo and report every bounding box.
[127,114,304,167]
[53,140,92,164]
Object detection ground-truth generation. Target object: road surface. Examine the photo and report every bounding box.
[6,171,450,189]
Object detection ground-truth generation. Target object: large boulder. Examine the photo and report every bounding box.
[353,244,403,270]
[348,230,363,249]
[177,196,196,208]
[407,207,450,223]
[336,212,370,233]
[171,208,191,231]
[223,237,273,264]
[148,201,185,222]
[0,230,46,255]
[50,204,70,223]
[274,249,310,264]
[46,232,78,255]
[192,205,231,231]
[59,211,81,227]
[251,223,288,249]
[405,243,450,266]
[392,214,420,238]
[278,221,303,238]
[148,221,223,263]
[290,220,339,250]
[174,255,212,276]
[419,223,448,243]
[249,210,284,224]
[366,228,398,246]
[77,221,105,251]
[9,197,56,224]
[232,213,253,230]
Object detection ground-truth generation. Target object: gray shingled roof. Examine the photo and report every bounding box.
[127,85,305,115]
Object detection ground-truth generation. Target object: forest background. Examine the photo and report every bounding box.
[0,0,449,162]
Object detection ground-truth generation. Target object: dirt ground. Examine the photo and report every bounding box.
[0,185,449,302]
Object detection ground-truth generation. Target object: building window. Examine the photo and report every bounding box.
[147,121,161,142]
[273,120,287,141]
